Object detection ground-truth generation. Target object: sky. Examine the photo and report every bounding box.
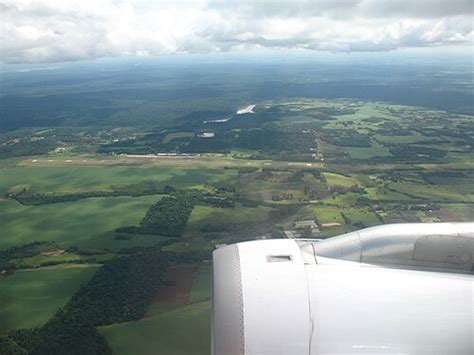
[1,0,473,64]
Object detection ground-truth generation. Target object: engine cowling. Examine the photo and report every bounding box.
[212,223,474,355]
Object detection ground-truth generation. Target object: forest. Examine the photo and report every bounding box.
[0,250,168,354]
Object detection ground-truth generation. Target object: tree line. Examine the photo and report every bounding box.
[0,250,168,354]
[12,183,177,206]
[116,194,195,237]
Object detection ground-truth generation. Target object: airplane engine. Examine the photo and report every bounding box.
[212,223,474,355]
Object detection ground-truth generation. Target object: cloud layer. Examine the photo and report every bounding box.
[1,0,473,63]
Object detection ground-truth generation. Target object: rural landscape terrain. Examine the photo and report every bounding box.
[1,56,473,354]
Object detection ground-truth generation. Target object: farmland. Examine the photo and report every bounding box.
[1,98,473,354]
[0,196,167,250]
[0,266,98,332]
[99,302,211,355]
[0,166,238,195]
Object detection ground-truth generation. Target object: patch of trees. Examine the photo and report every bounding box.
[388,145,447,160]
[117,195,194,236]
[14,181,171,206]
[65,251,168,325]
[225,107,282,130]
[181,133,234,153]
[355,196,375,206]
[236,129,314,152]
[15,191,123,205]
[197,194,235,208]
[377,128,413,136]
[0,138,57,159]
[331,185,367,196]
[0,334,29,354]
[321,129,371,147]
[307,112,335,121]
[272,192,294,201]
[440,128,470,139]
[420,171,467,180]
[288,170,304,182]
[140,195,194,235]
[235,196,259,207]
[0,242,51,272]
[1,250,168,355]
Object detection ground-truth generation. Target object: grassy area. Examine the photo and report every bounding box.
[11,252,82,266]
[345,143,392,159]
[323,192,360,206]
[324,172,360,188]
[100,302,210,355]
[442,204,474,221]
[389,181,474,202]
[162,132,194,144]
[0,196,169,250]
[146,302,182,318]
[374,134,427,144]
[365,187,413,202]
[342,207,381,227]
[190,265,212,304]
[185,204,274,235]
[0,267,98,333]
[238,175,306,203]
[0,166,238,194]
[311,206,344,224]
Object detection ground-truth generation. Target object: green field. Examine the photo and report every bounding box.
[442,204,474,221]
[238,172,306,203]
[190,265,212,304]
[311,206,345,224]
[345,143,392,159]
[0,266,98,332]
[0,166,238,194]
[324,172,360,188]
[162,132,194,144]
[100,302,210,355]
[389,181,474,202]
[0,195,168,250]
[185,204,274,234]
[374,134,427,144]
[342,207,381,227]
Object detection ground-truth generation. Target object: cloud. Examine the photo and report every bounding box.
[0,0,472,63]
[210,0,474,19]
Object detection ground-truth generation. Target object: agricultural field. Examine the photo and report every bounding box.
[1,98,473,353]
[0,266,98,332]
[100,302,211,355]
[0,166,238,195]
[184,204,276,239]
[0,195,167,250]
[101,264,212,355]
[189,265,212,304]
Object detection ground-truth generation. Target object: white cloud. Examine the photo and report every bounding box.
[0,0,472,63]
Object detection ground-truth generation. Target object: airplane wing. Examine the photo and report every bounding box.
[212,223,474,355]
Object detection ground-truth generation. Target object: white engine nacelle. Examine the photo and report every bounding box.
[212,223,474,355]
